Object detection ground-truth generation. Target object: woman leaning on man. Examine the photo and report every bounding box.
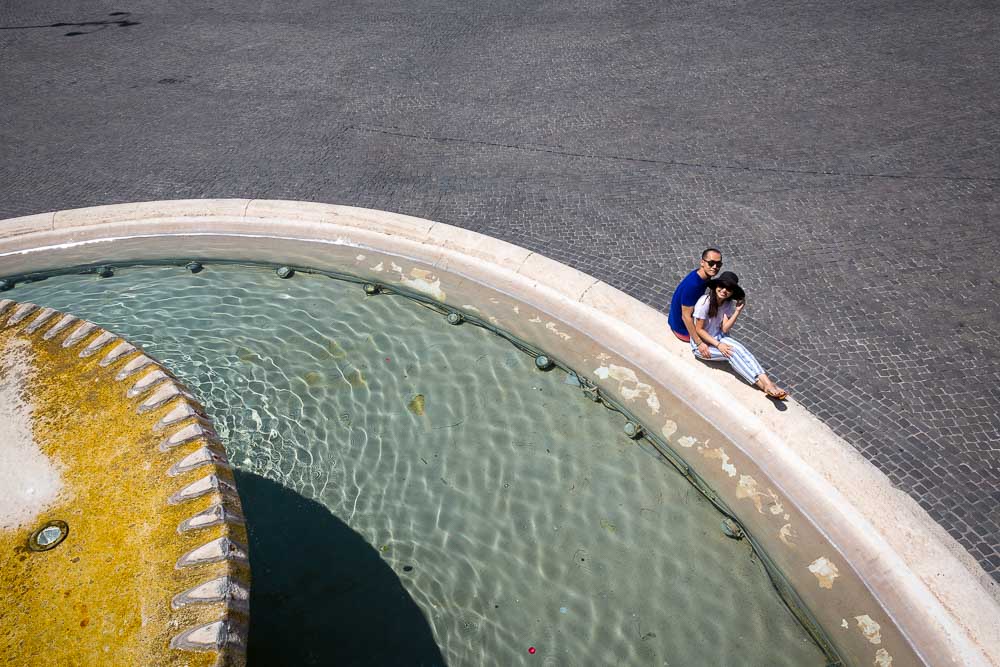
[690,271,788,400]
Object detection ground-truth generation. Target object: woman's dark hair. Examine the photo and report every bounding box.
[707,283,728,318]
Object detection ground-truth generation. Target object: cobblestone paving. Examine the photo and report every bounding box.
[2,0,998,580]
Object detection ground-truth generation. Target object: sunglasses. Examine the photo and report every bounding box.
[703,259,723,268]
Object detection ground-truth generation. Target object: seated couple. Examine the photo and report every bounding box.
[667,248,788,400]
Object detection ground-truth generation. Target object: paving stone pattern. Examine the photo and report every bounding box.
[2,0,998,580]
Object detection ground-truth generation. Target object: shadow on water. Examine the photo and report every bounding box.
[235,470,446,667]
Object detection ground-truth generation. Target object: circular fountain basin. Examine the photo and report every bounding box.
[0,200,997,666]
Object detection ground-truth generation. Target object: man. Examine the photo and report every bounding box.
[667,247,723,359]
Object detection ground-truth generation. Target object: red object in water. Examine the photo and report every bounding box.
[528,647,536,655]
[385,357,391,362]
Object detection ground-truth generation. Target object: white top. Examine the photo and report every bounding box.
[693,294,735,340]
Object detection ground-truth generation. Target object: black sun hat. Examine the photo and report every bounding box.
[707,271,745,301]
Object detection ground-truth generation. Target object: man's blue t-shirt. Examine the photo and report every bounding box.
[667,269,707,337]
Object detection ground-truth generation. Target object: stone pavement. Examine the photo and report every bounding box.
[2,0,998,580]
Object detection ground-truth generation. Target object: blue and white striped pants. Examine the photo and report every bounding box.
[690,335,765,385]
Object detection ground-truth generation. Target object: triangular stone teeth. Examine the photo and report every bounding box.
[169,619,246,651]
[6,302,38,326]
[154,402,202,431]
[61,321,98,348]
[168,446,229,476]
[137,383,190,413]
[175,536,248,568]
[79,331,118,358]
[171,576,250,611]
[24,307,57,333]
[160,422,217,450]
[115,354,154,380]
[42,314,78,340]
[0,299,14,316]
[99,341,136,366]
[127,369,170,397]
[177,503,245,533]
[168,473,235,504]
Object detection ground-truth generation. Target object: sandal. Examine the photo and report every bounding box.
[766,388,788,401]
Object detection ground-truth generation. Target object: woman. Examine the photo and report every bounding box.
[691,271,788,400]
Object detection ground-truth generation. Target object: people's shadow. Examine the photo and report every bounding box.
[697,361,789,411]
[235,470,446,666]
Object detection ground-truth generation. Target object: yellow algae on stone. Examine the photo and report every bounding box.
[407,394,426,416]
[346,368,367,388]
[0,315,247,666]
[326,339,347,360]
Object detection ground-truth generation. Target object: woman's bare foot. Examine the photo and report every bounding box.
[756,375,788,400]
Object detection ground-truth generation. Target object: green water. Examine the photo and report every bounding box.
[12,264,826,666]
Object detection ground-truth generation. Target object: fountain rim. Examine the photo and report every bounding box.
[1,198,996,666]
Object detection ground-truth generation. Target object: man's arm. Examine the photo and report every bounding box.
[681,305,710,358]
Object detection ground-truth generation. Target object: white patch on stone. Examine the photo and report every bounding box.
[390,262,402,273]
[702,446,737,477]
[528,316,543,323]
[736,475,785,515]
[841,619,849,630]
[660,420,678,440]
[854,615,882,644]
[808,556,840,589]
[355,254,366,261]
[461,305,481,313]
[0,339,64,530]
[592,364,660,414]
[370,262,384,272]
[544,321,573,341]
[677,435,697,448]
[401,268,445,300]
[779,523,796,545]
[874,648,893,666]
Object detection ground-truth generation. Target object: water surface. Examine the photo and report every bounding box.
[13,264,826,666]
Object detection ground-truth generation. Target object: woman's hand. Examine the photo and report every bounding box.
[717,342,734,358]
[734,300,746,314]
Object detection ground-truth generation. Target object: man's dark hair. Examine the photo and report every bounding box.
[702,247,722,259]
